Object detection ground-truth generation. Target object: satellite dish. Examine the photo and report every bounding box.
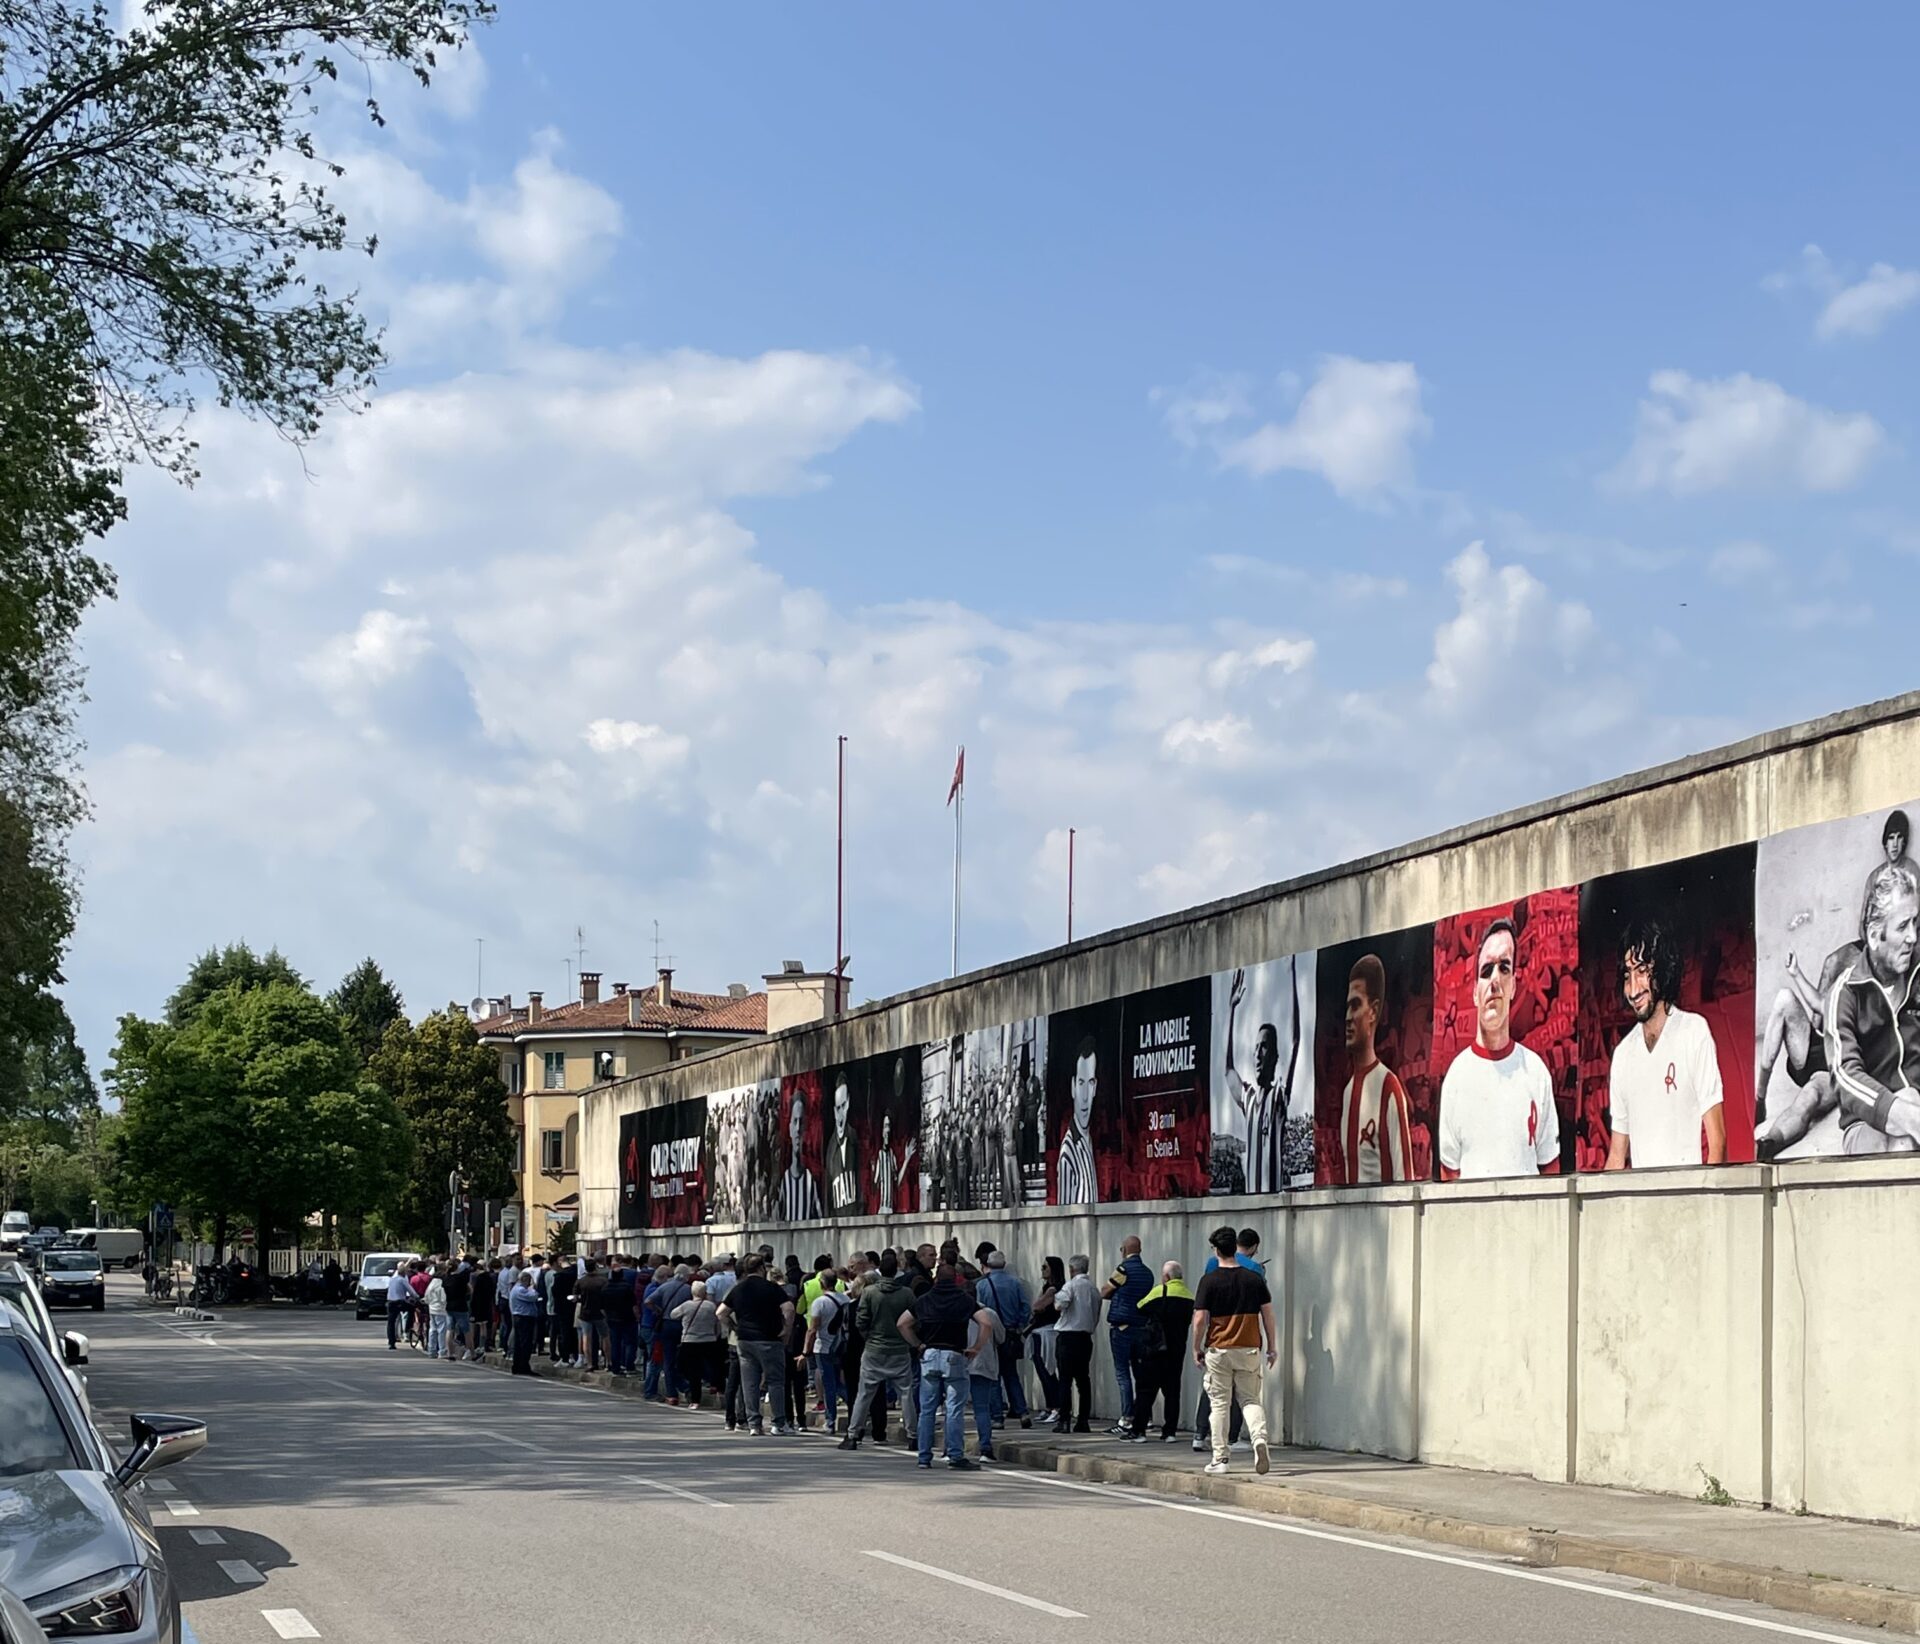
[469,996,488,1017]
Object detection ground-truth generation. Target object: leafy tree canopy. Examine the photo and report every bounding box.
[369,1006,511,1247]
[329,956,404,1066]
[164,941,304,1026]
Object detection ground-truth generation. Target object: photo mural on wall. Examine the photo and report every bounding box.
[618,1096,709,1230]
[1311,925,1434,1185]
[664,792,1916,1225]
[1578,846,1756,1169]
[1755,802,1919,1160]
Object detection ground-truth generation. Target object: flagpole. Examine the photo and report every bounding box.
[951,779,962,977]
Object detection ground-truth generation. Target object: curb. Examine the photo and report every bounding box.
[171,1305,218,1323]
[991,1439,1920,1637]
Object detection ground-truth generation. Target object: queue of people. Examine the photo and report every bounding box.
[381,1224,1280,1475]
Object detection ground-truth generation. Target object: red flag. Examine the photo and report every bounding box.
[946,745,965,806]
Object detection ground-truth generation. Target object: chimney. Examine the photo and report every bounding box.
[579,971,601,1006]
[627,988,644,1028]
[612,981,628,997]
[727,982,749,1000]
[528,991,543,1025]
[656,967,674,1007]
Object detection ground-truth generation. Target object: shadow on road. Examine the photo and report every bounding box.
[154,1525,296,1602]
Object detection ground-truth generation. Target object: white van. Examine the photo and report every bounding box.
[0,1211,27,1253]
[69,1228,145,1268]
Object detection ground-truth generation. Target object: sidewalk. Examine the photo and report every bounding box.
[992,1427,1920,1636]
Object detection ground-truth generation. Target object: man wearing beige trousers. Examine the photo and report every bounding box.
[1190,1225,1277,1476]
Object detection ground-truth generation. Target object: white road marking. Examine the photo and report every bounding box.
[188,1529,226,1545]
[997,1471,1873,1643]
[217,1559,265,1586]
[862,1550,1085,1619]
[263,1609,320,1639]
[146,1478,177,1493]
[165,1499,200,1517]
[623,1473,730,1508]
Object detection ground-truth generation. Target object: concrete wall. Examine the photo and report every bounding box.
[577,691,1920,1524]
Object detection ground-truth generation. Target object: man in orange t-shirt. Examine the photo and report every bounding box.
[1189,1226,1277,1476]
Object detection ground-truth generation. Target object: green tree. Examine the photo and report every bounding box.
[113,977,405,1259]
[165,942,304,1027]
[369,1008,511,1249]
[0,0,492,1107]
[329,958,405,1066]
[1,1005,96,1133]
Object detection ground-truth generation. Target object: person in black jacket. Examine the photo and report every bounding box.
[1127,1261,1195,1442]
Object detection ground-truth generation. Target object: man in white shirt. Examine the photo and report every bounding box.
[1055,1037,1101,1206]
[1605,918,1726,1169]
[1438,916,1560,1180]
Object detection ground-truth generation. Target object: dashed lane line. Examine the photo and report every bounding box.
[861,1550,1085,1619]
[216,1559,264,1587]
[187,1529,226,1546]
[263,1610,320,1639]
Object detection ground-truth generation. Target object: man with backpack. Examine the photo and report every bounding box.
[1126,1259,1195,1441]
[975,1250,1032,1428]
[801,1269,854,1433]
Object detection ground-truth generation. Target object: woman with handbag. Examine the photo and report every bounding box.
[671,1282,722,1408]
[1029,1255,1067,1425]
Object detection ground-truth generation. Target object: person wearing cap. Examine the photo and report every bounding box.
[975,1249,1031,1427]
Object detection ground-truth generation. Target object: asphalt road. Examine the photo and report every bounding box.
[74,1275,1888,1644]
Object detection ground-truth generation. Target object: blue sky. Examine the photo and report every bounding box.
[68,3,1920,1066]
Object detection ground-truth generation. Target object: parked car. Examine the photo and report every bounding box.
[0,1212,27,1255]
[36,1250,105,1312]
[0,1261,90,1411]
[0,1304,206,1642]
[353,1251,420,1319]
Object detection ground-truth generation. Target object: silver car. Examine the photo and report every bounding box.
[0,1305,206,1641]
[0,1262,90,1412]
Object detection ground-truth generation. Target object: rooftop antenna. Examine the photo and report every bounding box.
[562,957,573,1002]
[653,919,662,972]
[475,936,484,999]
[575,924,587,982]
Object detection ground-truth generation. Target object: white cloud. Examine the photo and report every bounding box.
[1766,243,1920,340]
[1608,370,1884,495]
[1425,542,1594,712]
[468,127,623,288]
[1221,357,1429,498]
[304,610,432,694]
[1159,357,1429,501]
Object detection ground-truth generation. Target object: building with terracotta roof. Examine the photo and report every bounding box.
[475,968,767,1251]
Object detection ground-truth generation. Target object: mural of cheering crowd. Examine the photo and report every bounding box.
[611,795,1919,1229]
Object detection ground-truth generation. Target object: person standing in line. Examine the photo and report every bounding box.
[550,1256,579,1367]
[1028,1255,1067,1424]
[1126,1260,1194,1442]
[1051,1254,1100,1433]
[801,1270,853,1433]
[407,1259,431,1348]
[639,1261,668,1396]
[716,1257,796,1436]
[1190,1226,1276,1476]
[604,1254,638,1377]
[424,1264,451,1359]
[840,1249,917,1450]
[976,1250,1031,1428]
[898,1262,992,1470]
[654,1263,694,1403]
[574,1258,609,1370]
[966,1293,1008,1461]
[467,1260,495,1361]
[529,1254,550,1355]
[1099,1235,1154,1436]
[671,1280,722,1407]
[384,1261,413,1351]
[444,1257,473,1361]
[1193,1228,1262,1452]
[706,1252,738,1304]
[508,1268,541,1376]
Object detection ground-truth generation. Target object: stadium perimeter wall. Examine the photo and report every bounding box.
[580,691,1920,1525]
